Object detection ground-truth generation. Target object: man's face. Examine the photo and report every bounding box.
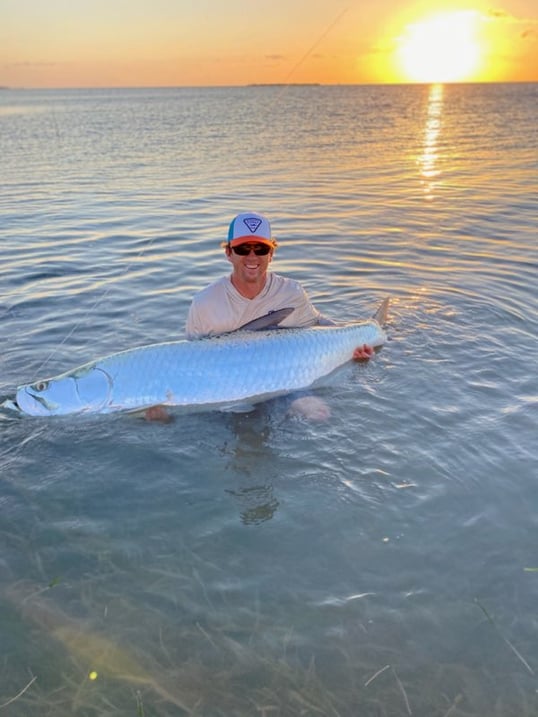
[227,242,273,283]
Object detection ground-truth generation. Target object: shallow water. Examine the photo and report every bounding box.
[1,83,537,715]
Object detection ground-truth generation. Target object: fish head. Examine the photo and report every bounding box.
[16,364,112,416]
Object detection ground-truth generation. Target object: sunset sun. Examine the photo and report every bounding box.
[396,11,482,82]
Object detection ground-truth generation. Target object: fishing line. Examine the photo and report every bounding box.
[280,7,349,89]
[3,98,160,384]
[34,233,160,377]
[266,5,349,113]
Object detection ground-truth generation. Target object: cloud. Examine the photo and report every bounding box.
[484,8,538,44]
[488,9,509,19]
[487,8,538,25]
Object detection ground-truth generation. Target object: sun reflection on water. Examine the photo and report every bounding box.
[418,83,444,199]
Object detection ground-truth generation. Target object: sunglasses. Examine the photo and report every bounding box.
[231,243,271,256]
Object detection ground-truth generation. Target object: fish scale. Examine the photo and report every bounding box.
[13,304,388,416]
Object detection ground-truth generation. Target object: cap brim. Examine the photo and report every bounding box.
[228,236,274,248]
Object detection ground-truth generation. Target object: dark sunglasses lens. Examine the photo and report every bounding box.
[233,244,270,256]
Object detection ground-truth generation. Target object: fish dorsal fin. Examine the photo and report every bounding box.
[238,307,294,331]
[373,298,390,326]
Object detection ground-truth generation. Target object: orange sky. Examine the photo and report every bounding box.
[1,0,537,88]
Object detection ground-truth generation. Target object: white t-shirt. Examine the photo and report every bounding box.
[185,273,321,339]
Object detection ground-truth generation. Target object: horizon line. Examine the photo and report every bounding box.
[2,79,536,91]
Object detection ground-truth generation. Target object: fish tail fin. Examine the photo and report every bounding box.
[373,297,390,326]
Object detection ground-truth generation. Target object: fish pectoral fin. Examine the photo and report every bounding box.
[238,307,295,331]
[219,402,256,414]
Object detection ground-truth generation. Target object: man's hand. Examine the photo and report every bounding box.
[144,405,173,423]
[352,344,374,361]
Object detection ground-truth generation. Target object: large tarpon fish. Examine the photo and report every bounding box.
[9,298,389,417]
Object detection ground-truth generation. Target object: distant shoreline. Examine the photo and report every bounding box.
[247,83,321,87]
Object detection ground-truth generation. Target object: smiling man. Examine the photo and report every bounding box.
[185,212,323,338]
[186,211,373,365]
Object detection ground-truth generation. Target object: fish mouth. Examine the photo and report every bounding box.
[15,387,56,416]
[0,397,22,414]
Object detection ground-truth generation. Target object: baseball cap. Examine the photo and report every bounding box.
[226,212,275,248]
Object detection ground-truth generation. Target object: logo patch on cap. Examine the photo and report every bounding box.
[243,217,262,233]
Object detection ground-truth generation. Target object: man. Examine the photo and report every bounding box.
[186,212,373,362]
[145,212,372,422]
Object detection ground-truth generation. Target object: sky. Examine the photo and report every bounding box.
[1,0,537,88]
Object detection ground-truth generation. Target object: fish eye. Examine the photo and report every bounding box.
[34,381,49,392]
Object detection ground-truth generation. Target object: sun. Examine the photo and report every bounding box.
[396,11,482,82]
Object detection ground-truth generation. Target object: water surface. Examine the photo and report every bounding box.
[1,83,537,716]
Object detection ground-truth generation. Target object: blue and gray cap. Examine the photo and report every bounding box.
[227,212,275,248]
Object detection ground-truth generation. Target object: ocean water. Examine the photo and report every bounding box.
[0,83,537,716]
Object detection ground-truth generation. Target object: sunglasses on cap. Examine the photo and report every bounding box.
[231,243,272,256]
